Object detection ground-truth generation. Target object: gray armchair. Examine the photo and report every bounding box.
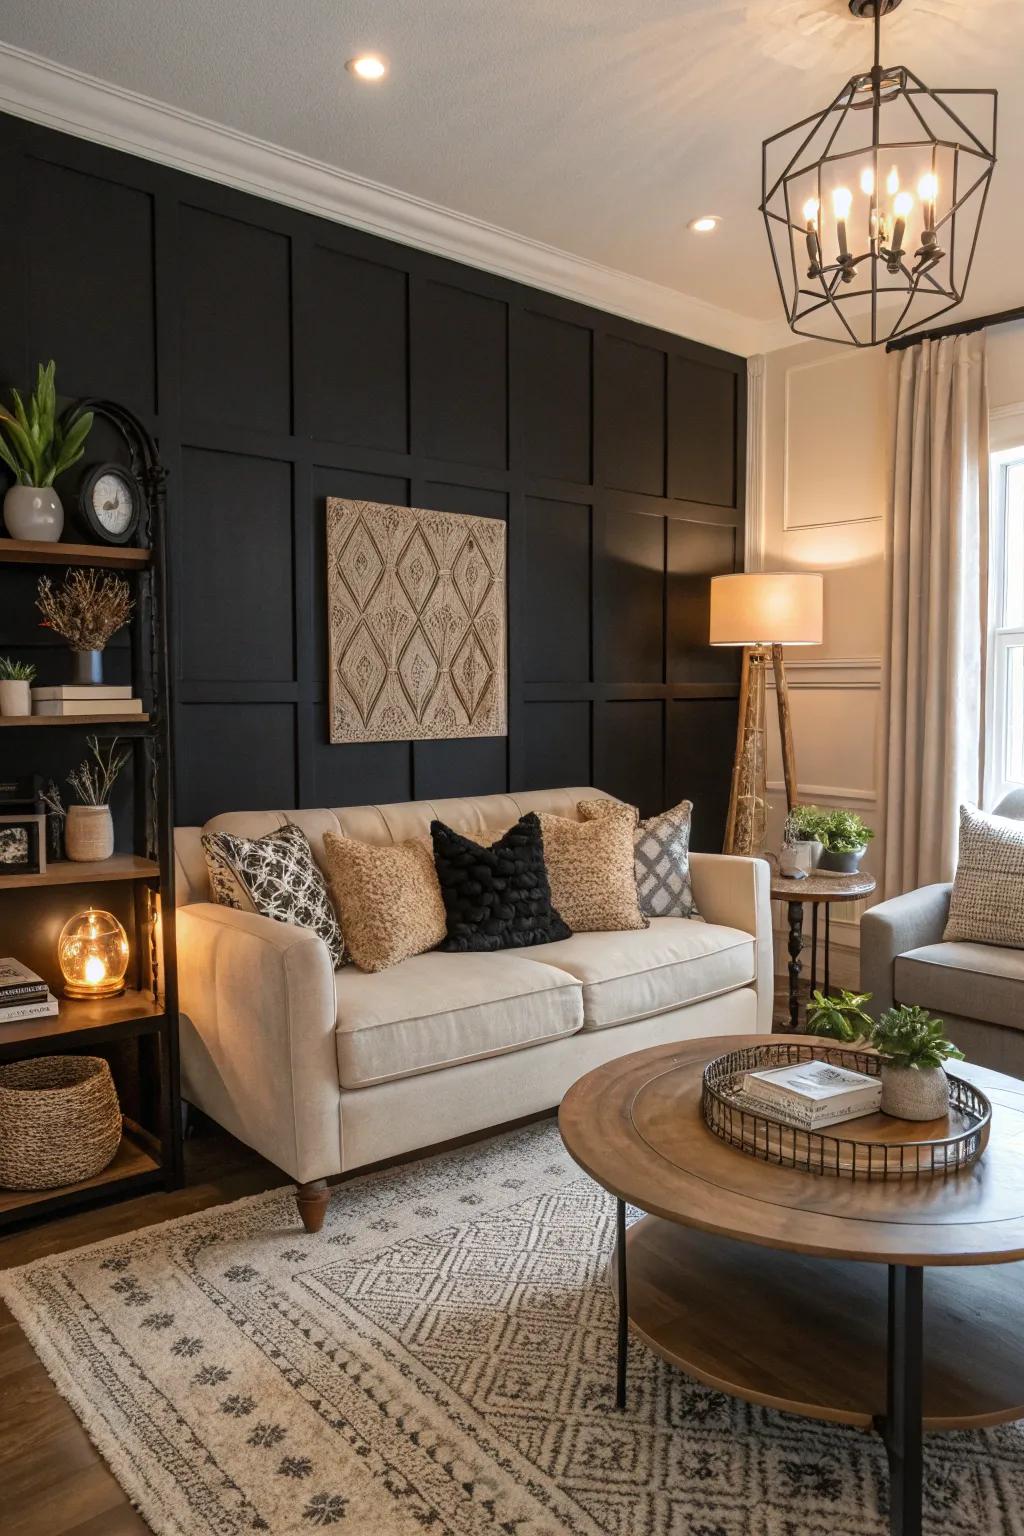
[860,790,1024,1075]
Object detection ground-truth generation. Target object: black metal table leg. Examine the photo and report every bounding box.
[810,903,819,996]
[875,1265,924,1536]
[824,904,832,997]
[787,901,803,1030]
[615,1197,628,1411]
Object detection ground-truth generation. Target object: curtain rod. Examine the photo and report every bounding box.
[886,305,1024,352]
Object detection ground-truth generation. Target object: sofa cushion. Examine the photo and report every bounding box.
[895,941,1024,1033]
[944,804,1024,950]
[579,796,699,919]
[538,806,648,933]
[527,917,756,1031]
[322,832,446,973]
[201,822,345,967]
[334,949,583,1089]
[431,813,571,952]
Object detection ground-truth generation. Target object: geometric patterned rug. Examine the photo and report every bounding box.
[1,1121,1021,1535]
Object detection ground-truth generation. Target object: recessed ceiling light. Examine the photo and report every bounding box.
[346,54,388,81]
[689,215,721,233]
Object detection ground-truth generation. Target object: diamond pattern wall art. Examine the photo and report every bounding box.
[327,498,507,744]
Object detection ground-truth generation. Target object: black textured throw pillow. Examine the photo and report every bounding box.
[431,813,571,952]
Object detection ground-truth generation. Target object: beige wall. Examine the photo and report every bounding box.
[754,320,1024,983]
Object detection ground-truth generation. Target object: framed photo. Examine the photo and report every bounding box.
[0,813,46,877]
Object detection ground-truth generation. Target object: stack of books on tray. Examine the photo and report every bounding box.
[31,684,143,716]
[0,959,58,1023]
[733,1057,882,1131]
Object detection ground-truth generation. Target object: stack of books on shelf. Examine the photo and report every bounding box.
[0,959,58,1023]
[733,1057,881,1130]
[31,684,143,717]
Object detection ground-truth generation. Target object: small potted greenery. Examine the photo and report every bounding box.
[782,803,827,873]
[0,657,36,717]
[816,808,874,873]
[0,361,93,542]
[807,990,964,1121]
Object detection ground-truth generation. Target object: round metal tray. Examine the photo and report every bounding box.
[702,1041,991,1180]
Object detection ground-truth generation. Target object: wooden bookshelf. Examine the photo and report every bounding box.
[0,990,164,1058]
[0,713,150,727]
[0,537,151,569]
[0,854,159,890]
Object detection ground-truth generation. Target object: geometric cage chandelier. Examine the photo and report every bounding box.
[760,0,997,347]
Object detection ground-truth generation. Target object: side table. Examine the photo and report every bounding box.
[769,864,877,1028]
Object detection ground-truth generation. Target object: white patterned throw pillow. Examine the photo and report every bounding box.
[201,822,346,966]
[944,804,1024,949]
[579,798,699,919]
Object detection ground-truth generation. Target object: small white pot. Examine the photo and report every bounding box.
[880,1064,949,1121]
[65,804,114,862]
[3,484,64,542]
[0,679,31,716]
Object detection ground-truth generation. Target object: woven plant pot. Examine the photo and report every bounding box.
[0,1055,122,1190]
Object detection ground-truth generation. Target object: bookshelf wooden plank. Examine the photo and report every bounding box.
[0,539,150,569]
[0,990,164,1055]
[0,855,160,890]
[0,1129,161,1218]
[0,713,151,727]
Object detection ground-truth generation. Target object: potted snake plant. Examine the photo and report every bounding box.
[0,362,93,542]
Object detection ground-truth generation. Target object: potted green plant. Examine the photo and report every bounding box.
[781,803,827,873]
[805,987,874,1043]
[872,1005,964,1120]
[816,808,874,873]
[0,362,93,542]
[0,656,36,717]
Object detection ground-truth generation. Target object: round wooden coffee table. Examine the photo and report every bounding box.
[559,1034,1024,1536]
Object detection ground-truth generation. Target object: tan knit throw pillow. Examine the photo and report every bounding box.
[538,807,648,933]
[322,833,447,973]
[944,805,1024,949]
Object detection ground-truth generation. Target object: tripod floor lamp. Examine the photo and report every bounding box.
[709,572,824,856]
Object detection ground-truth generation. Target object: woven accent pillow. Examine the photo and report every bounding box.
[579,797,699,919]
[202,822,345,966]
[431,813,571,953]
[944,805,1024,949]
[538,805,648,933]
[322,833,447,973]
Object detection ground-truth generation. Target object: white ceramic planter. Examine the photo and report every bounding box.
[3,485,63,542]
[0,679,31,716]
[65,805,114,862]
[880,1064,949,1121]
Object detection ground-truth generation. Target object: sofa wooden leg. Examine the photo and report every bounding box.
[295,1179,330,1233]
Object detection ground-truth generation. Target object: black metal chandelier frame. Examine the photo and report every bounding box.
[760,0,997,348]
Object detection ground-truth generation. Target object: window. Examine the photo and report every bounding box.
[987,436,1024,807]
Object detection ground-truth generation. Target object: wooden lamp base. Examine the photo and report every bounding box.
[723,642,799,855]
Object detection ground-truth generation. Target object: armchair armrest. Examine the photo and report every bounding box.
[176,903,341,1183]
[689,853,773,1032]
[859,883,953,1015]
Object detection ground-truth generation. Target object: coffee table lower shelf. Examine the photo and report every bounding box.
[619,1214,1024,1431]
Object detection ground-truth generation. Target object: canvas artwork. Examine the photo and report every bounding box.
[327,498,507,745]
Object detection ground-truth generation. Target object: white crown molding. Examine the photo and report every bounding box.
[0,42,791,358]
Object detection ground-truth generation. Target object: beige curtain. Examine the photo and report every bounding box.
[881,332,989,897]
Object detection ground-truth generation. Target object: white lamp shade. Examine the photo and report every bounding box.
[709,572,823,647]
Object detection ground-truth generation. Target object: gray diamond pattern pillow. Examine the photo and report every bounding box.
[579,798,699,919]
[944,804,1024,949]
[202,822,346,966]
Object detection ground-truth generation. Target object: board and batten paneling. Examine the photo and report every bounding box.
[0,111,745,847]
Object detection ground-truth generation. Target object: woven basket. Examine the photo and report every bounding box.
[0,1056,122,1190]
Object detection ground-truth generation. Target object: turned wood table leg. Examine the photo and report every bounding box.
[787,900,803,1031]
[295,1179,331,1233]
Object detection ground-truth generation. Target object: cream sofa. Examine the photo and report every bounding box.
[174,786,772,1229]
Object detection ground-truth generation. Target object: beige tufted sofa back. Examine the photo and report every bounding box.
[173,786,612,907]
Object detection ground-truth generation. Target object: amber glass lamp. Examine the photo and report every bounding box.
[58,908,129,999]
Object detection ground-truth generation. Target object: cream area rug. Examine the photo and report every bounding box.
[2,1121,1021,1536]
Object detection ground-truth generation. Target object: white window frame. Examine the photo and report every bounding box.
[985,406,1024,809]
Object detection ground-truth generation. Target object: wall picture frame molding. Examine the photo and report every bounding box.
[327,497,508,745]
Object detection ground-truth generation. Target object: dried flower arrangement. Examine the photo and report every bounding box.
[65,736,130,807]
[36,569,134,652]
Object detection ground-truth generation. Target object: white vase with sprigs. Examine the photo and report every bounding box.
[42,736,130,863]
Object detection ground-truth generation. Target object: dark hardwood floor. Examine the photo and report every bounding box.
[0,979,800,1534]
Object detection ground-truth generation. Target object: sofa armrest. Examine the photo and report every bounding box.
[689,853,773,1033]
[859,883,953,1015]
[176,903,341,1183]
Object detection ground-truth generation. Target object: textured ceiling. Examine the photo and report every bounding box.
[1,0,1020,326]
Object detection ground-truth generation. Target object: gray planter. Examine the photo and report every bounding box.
[817,844,867,873]
[880,1064,949,1121]
[72,649,104,686]
[3,484,64,542]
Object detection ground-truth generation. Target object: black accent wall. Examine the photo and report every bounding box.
[0,113,743,849]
